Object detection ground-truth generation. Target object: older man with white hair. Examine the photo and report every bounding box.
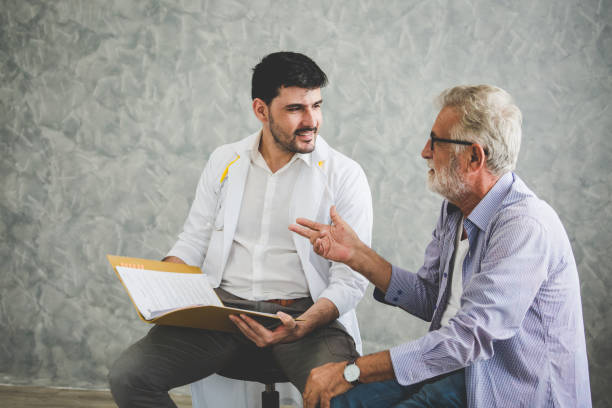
[290,85,592,407]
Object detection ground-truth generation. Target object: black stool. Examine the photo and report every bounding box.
[219,348,290,408]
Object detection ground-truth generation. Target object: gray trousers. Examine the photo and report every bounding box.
[109,288,359,408]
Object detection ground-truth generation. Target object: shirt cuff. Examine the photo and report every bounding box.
[373,287,390,304]
[389,340,430,386]
[383,264,417,306]
[166,243,203,267]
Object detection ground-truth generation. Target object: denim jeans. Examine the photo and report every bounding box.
[330,369,465,408]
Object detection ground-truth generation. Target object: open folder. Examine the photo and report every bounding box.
[107,255,282,333]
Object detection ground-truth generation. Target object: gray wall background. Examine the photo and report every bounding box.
[1,0,610,406]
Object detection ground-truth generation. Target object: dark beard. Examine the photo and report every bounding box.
[269,116,316,154]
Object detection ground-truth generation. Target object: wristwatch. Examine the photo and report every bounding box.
[343,359,361,386]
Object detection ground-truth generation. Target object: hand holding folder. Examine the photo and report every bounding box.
[107,255,282,333]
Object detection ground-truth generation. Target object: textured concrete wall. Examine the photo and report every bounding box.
[1,0,610,405]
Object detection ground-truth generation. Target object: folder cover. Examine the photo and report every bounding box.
[107,255,281,333]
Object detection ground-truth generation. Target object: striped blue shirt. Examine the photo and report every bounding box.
[376,172,591,407]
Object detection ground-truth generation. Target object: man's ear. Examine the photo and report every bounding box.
[471,149,478,163]
[469,144,487,171]
[252,98,269,124]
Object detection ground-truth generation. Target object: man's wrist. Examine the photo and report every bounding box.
[343,358,361,386]
[348,241,370,272]
[349,244,392,293]
[294,320,310,338]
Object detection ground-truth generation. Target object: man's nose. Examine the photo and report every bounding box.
[302,108,317,128]
[421,138,432,159]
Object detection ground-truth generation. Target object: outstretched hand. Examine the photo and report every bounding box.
[289,206,363,265]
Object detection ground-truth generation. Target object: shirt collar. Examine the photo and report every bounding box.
[466,171,515,232]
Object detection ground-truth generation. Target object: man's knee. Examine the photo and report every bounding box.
[273,326,358,392]
[108,356,138,404]
[108,357,127,403]
[108,353,156,406]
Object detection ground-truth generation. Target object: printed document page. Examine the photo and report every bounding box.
[116,266,223,320]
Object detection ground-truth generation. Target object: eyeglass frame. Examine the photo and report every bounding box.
[429,133,489,156]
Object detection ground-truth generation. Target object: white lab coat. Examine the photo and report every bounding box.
[167,131,373,408]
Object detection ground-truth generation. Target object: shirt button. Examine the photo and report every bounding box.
[397,290,403,295]
[392,297,399,302]
[443,273,448,278]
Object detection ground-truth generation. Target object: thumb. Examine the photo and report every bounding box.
[330,205,342,225]
[277,311,297,329]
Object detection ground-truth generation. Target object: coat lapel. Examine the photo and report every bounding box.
[220,135,256,271]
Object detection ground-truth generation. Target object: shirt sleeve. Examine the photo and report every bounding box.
[166,150,223,266]
[389,213,550,385]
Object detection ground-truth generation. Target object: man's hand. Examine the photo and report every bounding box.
[229,311,304,347]
[291,206,394,293]
[162,256,186,264]
[303,361,352,408]
[289,206,364,265]
[231,298,339,347]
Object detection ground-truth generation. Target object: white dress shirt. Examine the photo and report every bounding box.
[220,146,310,301]
[168,130,372,347]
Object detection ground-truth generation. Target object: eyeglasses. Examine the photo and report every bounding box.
[429,133,489,155]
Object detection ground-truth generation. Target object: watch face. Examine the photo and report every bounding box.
[344,363,360,382]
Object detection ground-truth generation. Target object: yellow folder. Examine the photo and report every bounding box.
[107,255,281,333]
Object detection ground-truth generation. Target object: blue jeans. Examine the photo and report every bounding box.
[330,369,466,408]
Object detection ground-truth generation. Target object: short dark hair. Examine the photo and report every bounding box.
[251,52,328,105]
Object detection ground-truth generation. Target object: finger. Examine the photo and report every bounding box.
[303,390,317,408]
[239,313,268,329]
[294,217,327,231]
[239,314,282,343]
[229,315,260,342]
[288,224,317,239]
[314,238,328,256]
[303,378,315,408]
[276,311,297,329]
[236,315,271,344]
[330,205,343,225]
[230,315,259,338]
[316,238,324,251]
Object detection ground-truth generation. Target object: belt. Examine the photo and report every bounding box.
[264,298,308,307]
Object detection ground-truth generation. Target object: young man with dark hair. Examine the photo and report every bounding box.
[109,51,373,408]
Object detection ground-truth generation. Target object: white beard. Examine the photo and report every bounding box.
[427,155,468,204]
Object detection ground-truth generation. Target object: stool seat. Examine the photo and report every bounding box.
[218,348,289,408]
[218,347,289,384]
[219,364,288,385]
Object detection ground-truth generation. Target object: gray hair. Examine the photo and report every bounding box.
[437,85,522,177]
